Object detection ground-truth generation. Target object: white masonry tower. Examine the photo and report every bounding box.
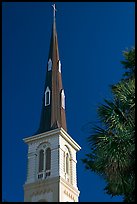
[23,4,81,202]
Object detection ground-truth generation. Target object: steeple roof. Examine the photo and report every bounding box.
[36,4,67,134]
[48,15,59,63]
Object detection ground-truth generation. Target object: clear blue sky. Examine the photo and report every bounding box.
[2,2,135,202]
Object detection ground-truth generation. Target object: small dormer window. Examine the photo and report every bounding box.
[61,89,65,109]
[48,58,52,71]
[58,60,61,73]
[45,87,50,106]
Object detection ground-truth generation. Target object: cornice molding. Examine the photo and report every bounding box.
[23,128,81,151]
[60,176,80,196]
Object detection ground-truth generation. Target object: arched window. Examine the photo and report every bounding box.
[63,145,73,184]
[48,58,52,71]
[37,144,51,180]
[61,89,65,109]
[64,146,72,184]
[45,87,50,106]
[66,153,69,175]
[39,149,44,172]
[46,148,51,171]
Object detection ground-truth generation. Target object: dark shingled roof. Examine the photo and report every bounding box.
[36,16,67,135]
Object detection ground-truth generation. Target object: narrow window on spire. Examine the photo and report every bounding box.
[61,89,65,109]
[45,87,50,106]
[48,58,52,71]
[58,60,61,73]
[46,92,49,105]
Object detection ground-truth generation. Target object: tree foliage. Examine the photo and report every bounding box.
[82,48,135,202]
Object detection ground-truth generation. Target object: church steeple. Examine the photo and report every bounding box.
[23,5,81,202]
[37,4,67,134]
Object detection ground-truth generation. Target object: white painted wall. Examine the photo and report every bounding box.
[31,191,53,202]
[24,128,80,202]
[59,134,77,188]
[26,133,60,184]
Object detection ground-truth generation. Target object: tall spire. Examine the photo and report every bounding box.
[52,3,57,20]
[36,4,67,134]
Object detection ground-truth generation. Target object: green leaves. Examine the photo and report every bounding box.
[82,48,135,202]
[121,47,135,79]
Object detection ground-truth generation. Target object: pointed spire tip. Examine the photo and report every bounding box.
[52,3,57,19]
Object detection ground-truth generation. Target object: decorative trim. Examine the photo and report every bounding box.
[23,128,81,151]
[60,128,81,151]
[64,189,75,201]
[60,176,80,196]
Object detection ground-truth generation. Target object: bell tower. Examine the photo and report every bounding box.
[23,4,81,202]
